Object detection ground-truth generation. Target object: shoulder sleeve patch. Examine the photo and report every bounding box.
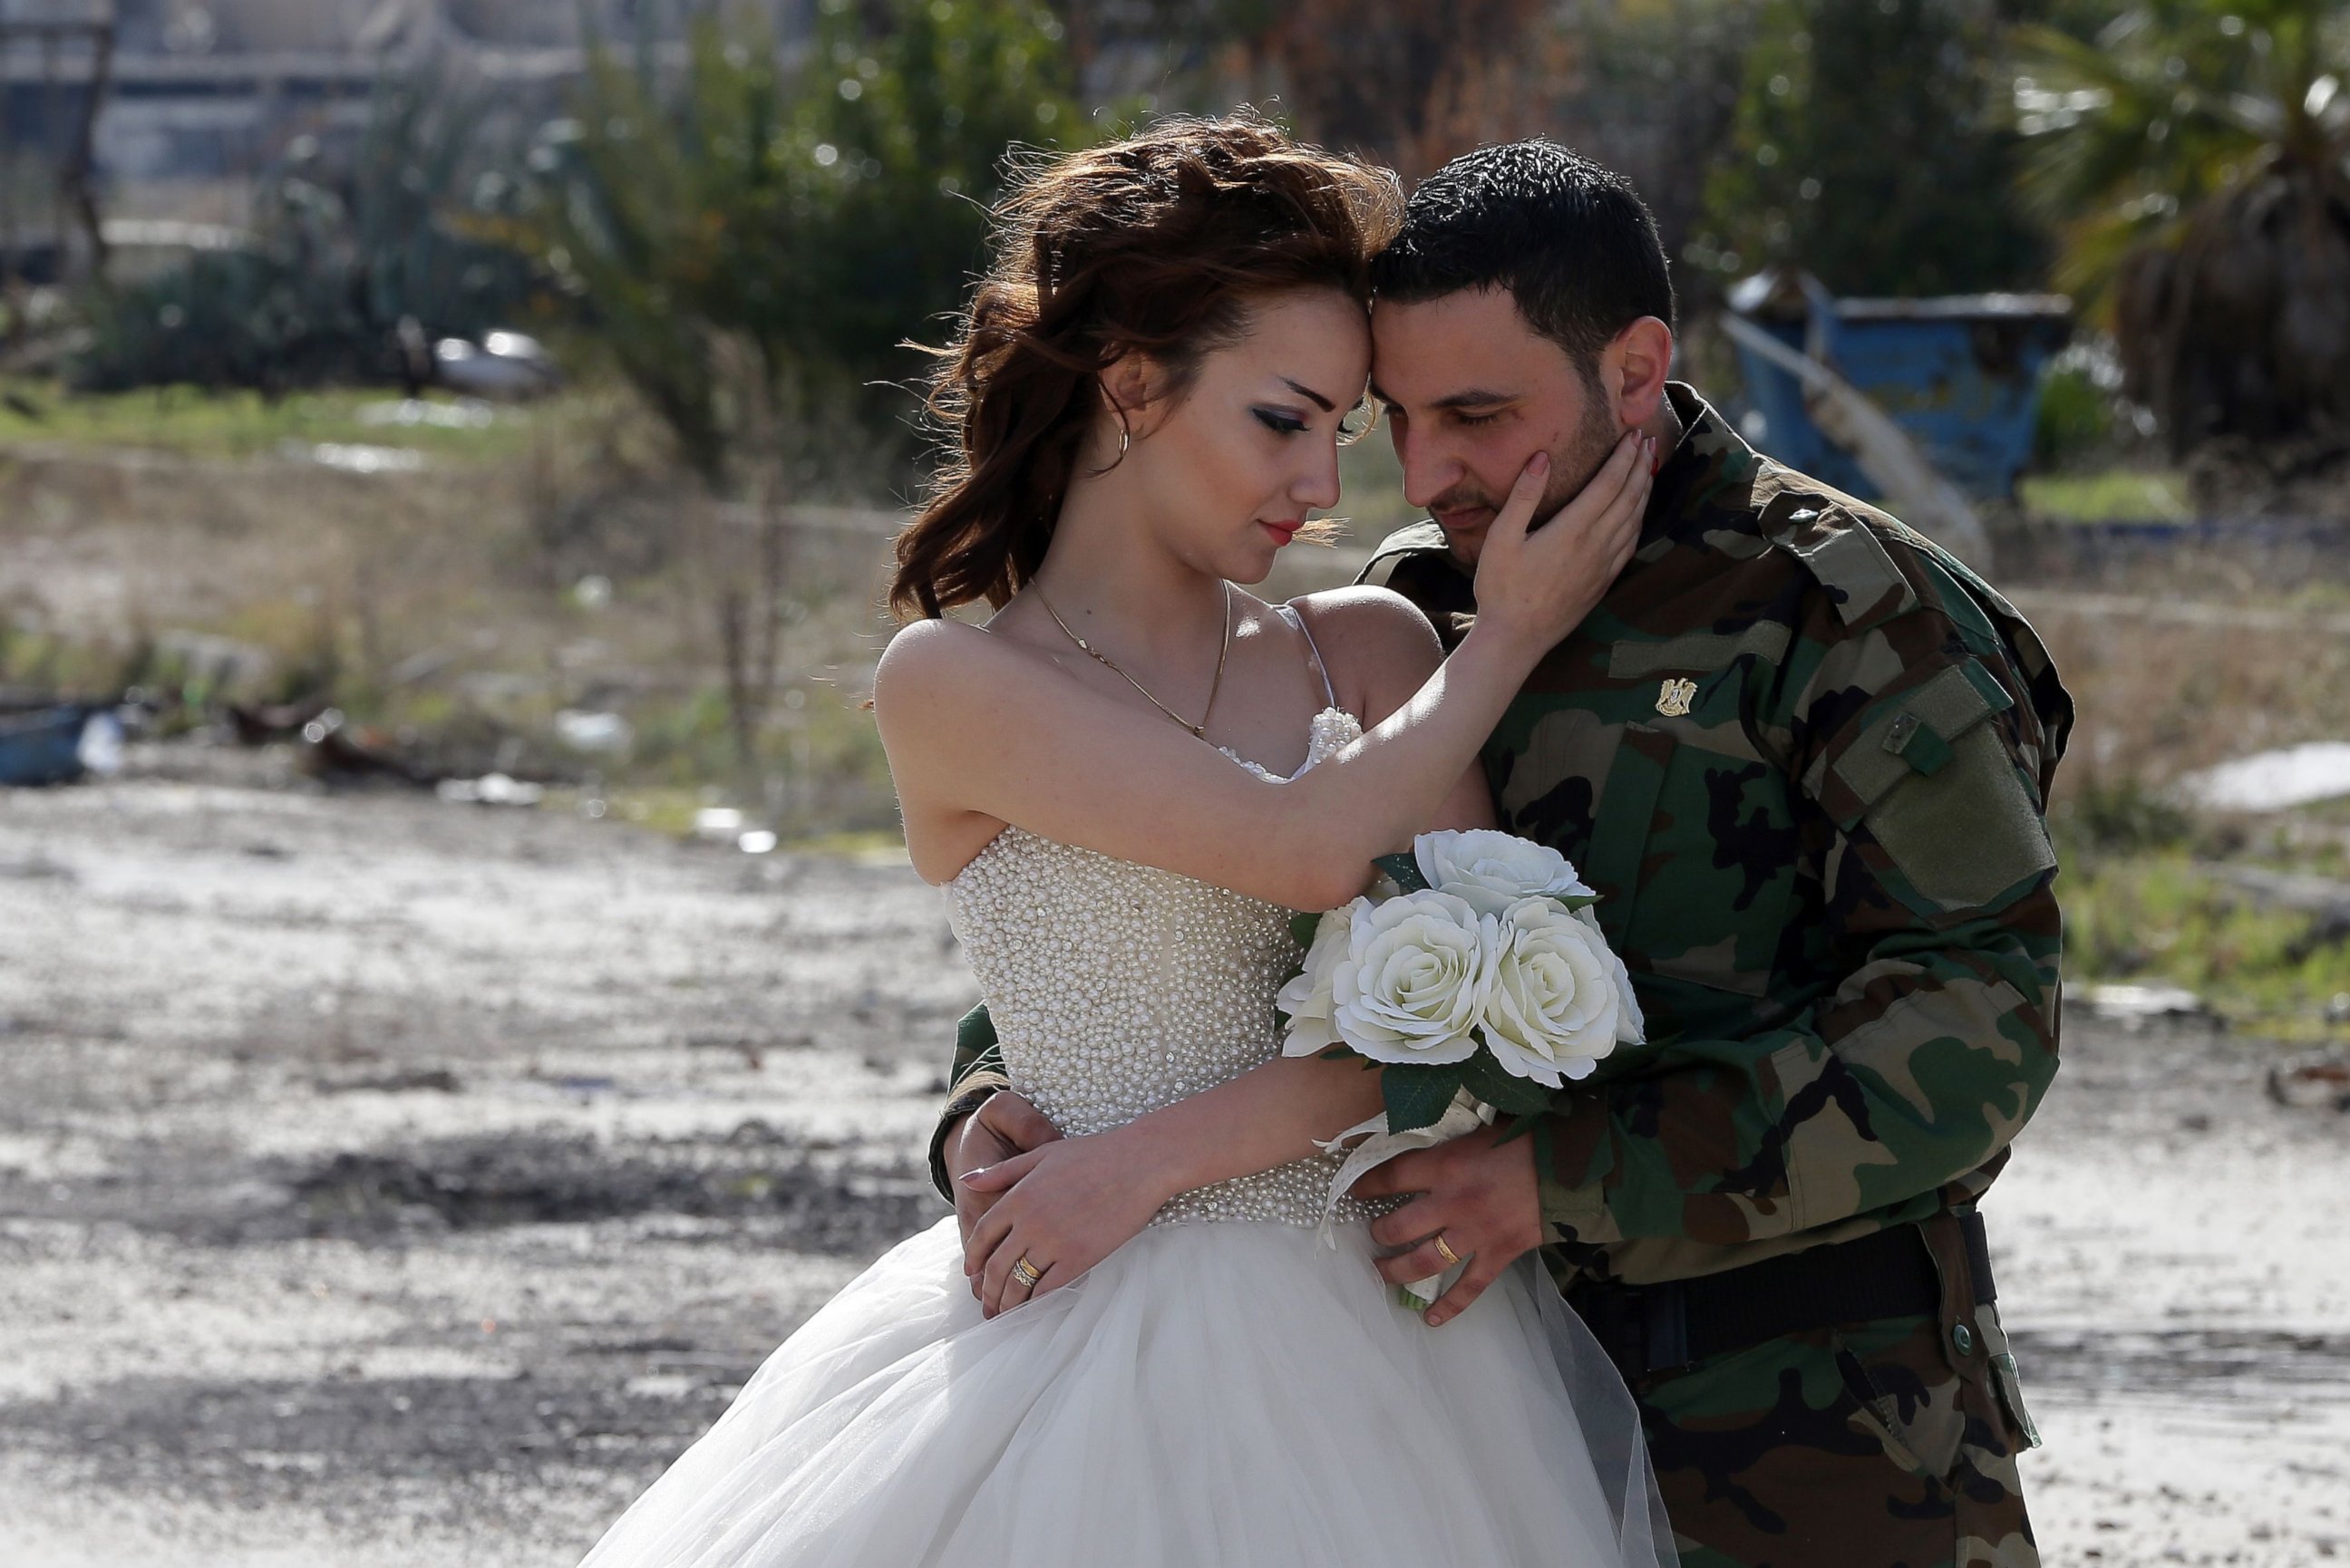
[1802,657,2054,915]
[1806,659,2015,821]
[1866,723,2056,913]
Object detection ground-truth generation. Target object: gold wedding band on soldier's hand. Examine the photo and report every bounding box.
[1433,1234,1462,1268]
[1010,1254,1044,1290]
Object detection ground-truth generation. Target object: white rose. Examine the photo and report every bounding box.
[1573,905,1646,1046]
[1413,828,1595,917]
[1326,890,1495,1066]
[1277,901,1363,1057]
[1480,897,1634,1086]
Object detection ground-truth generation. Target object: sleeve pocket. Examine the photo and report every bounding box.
[1867,727,2057,912]
[1807,660,2054,915]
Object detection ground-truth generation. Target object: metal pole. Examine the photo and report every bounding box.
[63,5,115,283]
[42,24,58,285]
[0,15,20,347]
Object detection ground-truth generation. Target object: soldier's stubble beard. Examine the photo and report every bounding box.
[1435,372,1622,568]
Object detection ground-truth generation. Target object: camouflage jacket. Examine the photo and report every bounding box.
[932,383,2072,1292]
[1360,383,2072,1286]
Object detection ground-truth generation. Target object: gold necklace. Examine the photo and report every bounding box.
[1033,579,1233,740]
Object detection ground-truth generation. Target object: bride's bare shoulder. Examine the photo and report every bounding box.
[872,616,1038,719]
[1287,587,1445,722]
[1288,586,1445,707]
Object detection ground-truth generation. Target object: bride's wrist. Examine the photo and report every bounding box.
[1458,614,1551,675]
[1104,1118,1195,1207]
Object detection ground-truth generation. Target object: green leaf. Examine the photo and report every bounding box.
[1374,852,1430,894]
[1493,1117,1539,1146]
[1381,1062,1462,1133]
[1554,893,1599,912]
[1457,1047,1558,1117]
[1288,910,1325,950]
[1317,1045,1355,1061]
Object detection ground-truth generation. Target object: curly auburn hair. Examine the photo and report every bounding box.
[889,115,1401,620]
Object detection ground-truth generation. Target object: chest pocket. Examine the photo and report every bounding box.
[1587,728,1801,1001]
[1579,641,1804,1002]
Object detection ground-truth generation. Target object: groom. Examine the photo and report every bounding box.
[931,141,2069,1568]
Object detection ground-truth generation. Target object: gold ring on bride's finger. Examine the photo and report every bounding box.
[1433,1233,1461,1268]
[1010,1254,1043,1289]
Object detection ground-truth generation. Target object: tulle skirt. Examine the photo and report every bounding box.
[576,1216,1666,1568]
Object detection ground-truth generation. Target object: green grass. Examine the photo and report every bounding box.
[789,828,911,861]
[2062,849,2350,1040]
[0,375,556,464]
[2018,468,2192,523]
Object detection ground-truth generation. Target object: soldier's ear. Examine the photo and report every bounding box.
[1607,317,1675,430]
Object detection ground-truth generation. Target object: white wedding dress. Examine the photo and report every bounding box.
[577,610,1667,1568]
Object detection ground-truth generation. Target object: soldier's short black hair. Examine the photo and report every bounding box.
[1372,140,1675,366]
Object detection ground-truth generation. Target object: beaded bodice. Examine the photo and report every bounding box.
[944,704,1377,1231]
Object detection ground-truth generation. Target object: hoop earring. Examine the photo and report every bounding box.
[1090,415,1132,477]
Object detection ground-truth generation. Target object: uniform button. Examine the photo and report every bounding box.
[1952,1322,1976,1355]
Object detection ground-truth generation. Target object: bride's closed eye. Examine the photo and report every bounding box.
[1252,407,1310,436]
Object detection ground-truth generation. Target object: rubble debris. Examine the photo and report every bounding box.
[433,331,561,400]
[228,698,332,745]
[2267,1052,2350,1113]
[435,772,543,807]
[283,440,428,475]
[554,710,633,755]
[2178,742,2350,813]
[2083,982,2209,1025]
[296,708,434,786]
[356,397,496,431]
[315,1068,464,1096]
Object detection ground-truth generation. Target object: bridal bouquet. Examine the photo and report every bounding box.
[1277,829,1645,1305]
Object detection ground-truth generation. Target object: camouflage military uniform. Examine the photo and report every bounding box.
[930,384,2071,1568]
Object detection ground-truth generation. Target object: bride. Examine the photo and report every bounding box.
[576,116,1665,1568]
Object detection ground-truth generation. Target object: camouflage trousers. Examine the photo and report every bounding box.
[1632,1301,2039,1568]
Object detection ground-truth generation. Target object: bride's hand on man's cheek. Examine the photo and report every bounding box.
[958,1133,1173,1317]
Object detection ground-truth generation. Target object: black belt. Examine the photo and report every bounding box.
[1565,1212,1996,1381]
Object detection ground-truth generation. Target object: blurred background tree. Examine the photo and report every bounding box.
[523,0,1083,494]
[516,0,1083,770]
[1694,0,2048,295]
[70,65,542,395]
[2012,0,2350,461]
[1550,0,1756,260]
[1230,0,1552,179]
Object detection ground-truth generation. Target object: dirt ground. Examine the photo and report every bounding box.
[3,749,2345,1567]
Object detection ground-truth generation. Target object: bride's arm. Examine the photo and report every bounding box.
[877,437,1649,907]
[956,593,1504,1314]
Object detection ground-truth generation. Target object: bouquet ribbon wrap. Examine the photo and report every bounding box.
[1316,1087,1496,1307]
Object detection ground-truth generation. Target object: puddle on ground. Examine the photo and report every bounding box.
[270,1132,935,1253]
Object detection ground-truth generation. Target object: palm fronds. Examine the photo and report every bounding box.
[2012,0,2350,453]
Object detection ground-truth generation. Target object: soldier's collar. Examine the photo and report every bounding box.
[1638,382,1752,551]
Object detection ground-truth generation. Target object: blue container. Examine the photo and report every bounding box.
[0,705,93,786]
[1726,273,2072,501]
